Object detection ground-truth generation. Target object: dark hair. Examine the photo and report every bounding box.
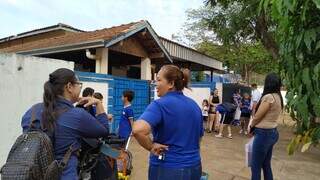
[256,73,284,111]
[251,83,257,88]
[160,65,190,91]
[93,92,103,100]
[123,90,134,102]
[82,87,94,97]
[202,99,209,106]
[42,68,77,132]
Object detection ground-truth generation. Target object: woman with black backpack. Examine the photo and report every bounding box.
[20,68,110,180]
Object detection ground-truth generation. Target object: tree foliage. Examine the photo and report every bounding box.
[196,41,277,83]
[175,3,278,84]
[205,0,279,59]
[260,0,320,154]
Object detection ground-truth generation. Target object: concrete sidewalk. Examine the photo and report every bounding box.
[129,121,320,180]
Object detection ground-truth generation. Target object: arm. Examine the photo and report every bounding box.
[77,109,109,138]
[132,120,168,155]
[77,97,109,137]
[132,101,168,155]
[129,117,134,129]
[251,101,271,127]
[132,120,153,151]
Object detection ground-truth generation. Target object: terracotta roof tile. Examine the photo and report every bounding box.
[2,21,144,53]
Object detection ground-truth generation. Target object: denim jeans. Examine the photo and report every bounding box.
[251,128,279,180]
[148,164,202,180]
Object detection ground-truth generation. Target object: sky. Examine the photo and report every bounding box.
[0,0,204,40]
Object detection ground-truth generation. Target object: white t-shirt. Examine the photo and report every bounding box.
[202,106,209,117]
[251,89,262,110]
[252,89,262,103]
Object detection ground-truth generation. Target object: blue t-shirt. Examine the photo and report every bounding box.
[21,98,109,180]
[241,99,251,114]
[139,91,203,168]
[118,105,134,139]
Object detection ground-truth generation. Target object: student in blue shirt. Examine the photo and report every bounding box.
[21,68,110,180]
[133,65,203,180]
[239,93,251,135]
[118,90,134,142]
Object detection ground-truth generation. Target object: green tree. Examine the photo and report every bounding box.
[173,3,278,84]
[196,41,277,83]
[260,0,320,154]
[204,0,279,59]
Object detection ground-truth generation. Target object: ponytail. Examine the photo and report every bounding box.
[42,81,57,131]
[42,68,77,132]
[181,68,190,90]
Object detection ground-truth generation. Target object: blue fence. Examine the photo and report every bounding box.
[77,71,219,133]
[76,71,149,133]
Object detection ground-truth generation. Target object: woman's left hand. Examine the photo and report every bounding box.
[150,143,168,156]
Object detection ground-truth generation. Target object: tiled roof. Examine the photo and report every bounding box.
[2,21,144,53]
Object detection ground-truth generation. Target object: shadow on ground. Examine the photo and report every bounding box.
[129,115,320,180]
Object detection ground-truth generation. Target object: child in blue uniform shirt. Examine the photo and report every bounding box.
[239,93,251,135]
[118,90,135,142]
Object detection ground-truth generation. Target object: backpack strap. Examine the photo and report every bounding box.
[59,143,75,169]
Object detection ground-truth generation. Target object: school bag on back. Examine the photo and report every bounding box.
[0,105,73,180]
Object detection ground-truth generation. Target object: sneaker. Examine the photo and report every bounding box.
[244,131,248,135]
[239,129,243,134]
[228,134,233,139]
[215,134,223,138]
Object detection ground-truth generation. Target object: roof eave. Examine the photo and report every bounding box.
[17,40,105,55]
[104,21,173,63]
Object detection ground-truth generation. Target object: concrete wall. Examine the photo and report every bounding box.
[154,87,212,109]
[0,53,74,166]
[183,88,211,108]
[81,81,109,111]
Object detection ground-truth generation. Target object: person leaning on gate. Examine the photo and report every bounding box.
[20,68,110,180]
[132,65,203,180]
[248,73,283,180]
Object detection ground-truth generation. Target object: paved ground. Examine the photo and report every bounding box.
[128,115,320,180]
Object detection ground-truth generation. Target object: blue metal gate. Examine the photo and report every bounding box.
[76,72,150,133]
[111,76,149,133]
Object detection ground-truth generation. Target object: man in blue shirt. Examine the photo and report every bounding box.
[118,90,135,142]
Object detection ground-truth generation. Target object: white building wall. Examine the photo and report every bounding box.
[154,87,212,108]
[0,53,74,167]
[81,82,109,111]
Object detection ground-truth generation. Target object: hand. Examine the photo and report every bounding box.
[150,143,168,156]
[107,114,113,121]
[78,97,101,107]
[247,125,254,137]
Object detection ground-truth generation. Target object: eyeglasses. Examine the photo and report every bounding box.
[74,82,83,88]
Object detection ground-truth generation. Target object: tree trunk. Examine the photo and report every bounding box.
[255,13,279,60]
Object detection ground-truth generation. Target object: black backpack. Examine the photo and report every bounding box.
[0,105,73,180]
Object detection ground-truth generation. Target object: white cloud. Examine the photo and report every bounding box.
[0,0,203,39]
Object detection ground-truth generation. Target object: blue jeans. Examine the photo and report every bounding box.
[148,164,202,180]
[251,128,279,180]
